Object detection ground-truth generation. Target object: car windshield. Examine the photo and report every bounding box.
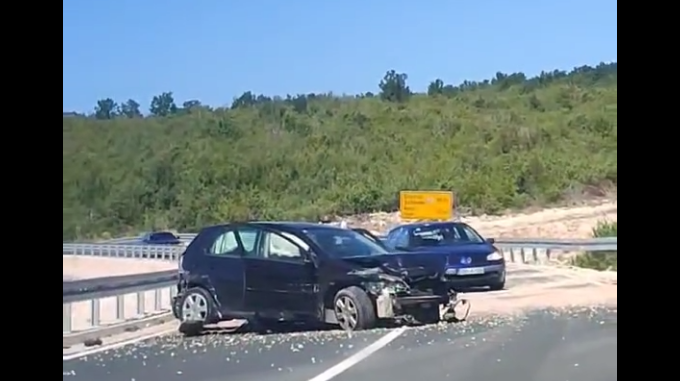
[409,223,484,247]
[303,228,389,258]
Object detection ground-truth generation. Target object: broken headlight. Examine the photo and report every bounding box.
[365,280,409,295]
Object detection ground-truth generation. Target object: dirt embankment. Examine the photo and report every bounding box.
[345,199,617,238]
[467,202,617,239]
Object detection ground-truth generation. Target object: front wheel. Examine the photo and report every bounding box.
[488,280,505,291]
[334,286,377,331]
[488,271,506,291]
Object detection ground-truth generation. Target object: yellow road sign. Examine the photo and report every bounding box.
[399,190,454,221]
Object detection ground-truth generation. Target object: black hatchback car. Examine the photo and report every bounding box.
[172,222,470,335]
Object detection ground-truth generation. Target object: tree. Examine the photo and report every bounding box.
[231,91,257,109]
[149,92,178,117]
[120,99,142,118]
[182,100,202,110]
[379,70,411,103]
[427,79,444,97]
[94,98,117,120]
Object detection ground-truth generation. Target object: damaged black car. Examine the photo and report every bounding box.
[172,222,470,336]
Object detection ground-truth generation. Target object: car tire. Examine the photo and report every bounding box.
[488,280,505,291]
[488,270,506,291]
[334,286,377,331]
[177,287,215,337]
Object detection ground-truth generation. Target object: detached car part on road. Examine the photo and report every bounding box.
[171,222,470,335]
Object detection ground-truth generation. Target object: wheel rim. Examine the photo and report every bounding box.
[335,296,358,330]
[181,293,209,322]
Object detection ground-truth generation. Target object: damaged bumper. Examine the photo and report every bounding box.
[350,265,472,323]
[375,289,470,322]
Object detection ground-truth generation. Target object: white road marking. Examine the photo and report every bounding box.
[307,327,407,381]
[62,328,176,361]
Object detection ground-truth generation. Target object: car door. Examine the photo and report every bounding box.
[241,226,318,319]
[201,226,246,315]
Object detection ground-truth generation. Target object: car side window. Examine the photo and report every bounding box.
[209,230,240,256]
[394,228,409,248]
[237,227,259,257]
[259,231,304,262]
[385,228,401,249]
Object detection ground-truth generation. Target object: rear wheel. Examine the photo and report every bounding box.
[334,286,377,331]
[177,287,215,336]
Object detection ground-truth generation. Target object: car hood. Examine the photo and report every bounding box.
[407,243,496,257]
[340,244,497,281]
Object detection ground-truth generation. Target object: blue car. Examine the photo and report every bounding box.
[381,222,506,290]
[142,231,183,245]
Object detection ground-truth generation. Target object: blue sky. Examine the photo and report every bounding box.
[63,0,617,113]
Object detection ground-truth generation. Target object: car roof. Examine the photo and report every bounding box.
[390,221,469,232]
[204,221,345,231]
[254,221,337,230]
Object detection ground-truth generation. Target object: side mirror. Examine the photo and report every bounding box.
[485,238,496,244]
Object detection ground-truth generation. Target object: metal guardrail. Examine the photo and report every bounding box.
[63,272,178,334]
[96,233,198,245]
[64,237,618,262]
[63,243,183,261]
[63,239,617,336]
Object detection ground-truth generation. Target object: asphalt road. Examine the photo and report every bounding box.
[63,307,616,381]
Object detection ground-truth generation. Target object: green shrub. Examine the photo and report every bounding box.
[571,221,617,271]
[592,221,617,238]
[63,64,617,240]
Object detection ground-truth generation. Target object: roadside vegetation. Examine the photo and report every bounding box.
[63,63,617,240]
[571,221,618,271]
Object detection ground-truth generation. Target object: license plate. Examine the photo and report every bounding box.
[456,267,485,276]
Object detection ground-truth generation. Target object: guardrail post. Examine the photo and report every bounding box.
[91,299,101,328]
[154,289,163,311]
[136,291,145,317]
[116,295,125,321]
[63,303,72,333]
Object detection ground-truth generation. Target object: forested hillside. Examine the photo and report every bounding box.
[63,63,617,240]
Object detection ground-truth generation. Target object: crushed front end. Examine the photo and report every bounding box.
[354,268,471,324]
